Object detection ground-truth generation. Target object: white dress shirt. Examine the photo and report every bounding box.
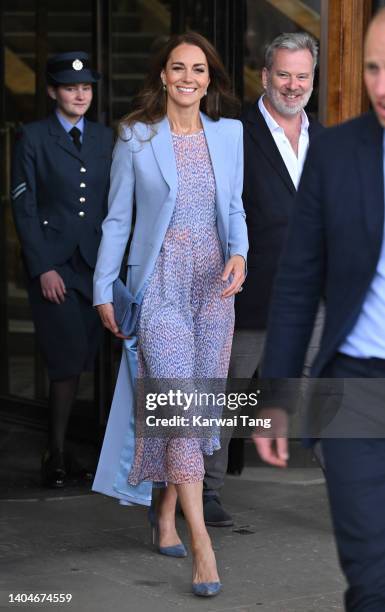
[258,95,310,189]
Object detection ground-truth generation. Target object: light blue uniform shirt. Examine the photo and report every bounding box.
[55,110,84,143]
[339,130,385,358]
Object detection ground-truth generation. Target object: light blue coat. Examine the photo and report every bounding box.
[92,112,248,505]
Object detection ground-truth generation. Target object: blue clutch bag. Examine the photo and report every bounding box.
[112,278,142,336]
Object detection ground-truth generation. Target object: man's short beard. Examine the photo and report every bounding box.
[266,80,313,117]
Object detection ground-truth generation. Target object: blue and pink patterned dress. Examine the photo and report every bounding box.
[127,130,234,485]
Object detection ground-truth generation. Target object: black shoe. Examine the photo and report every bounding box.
[64,453,94,482]
[203,496,233,527]
[41,450,66,489]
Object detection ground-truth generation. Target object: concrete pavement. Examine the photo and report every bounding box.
[0,420,345,611]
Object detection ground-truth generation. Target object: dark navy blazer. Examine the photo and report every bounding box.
[11,113,114,279]
[235,103,324,329]
[261,112,384,378]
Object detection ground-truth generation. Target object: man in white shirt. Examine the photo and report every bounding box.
[203,33,324,526]
[235,31,323,374]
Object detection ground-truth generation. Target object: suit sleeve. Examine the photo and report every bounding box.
[261,138,326,378]
[93,130,135,305]
[228,121,248,261]
[11,128,54,278]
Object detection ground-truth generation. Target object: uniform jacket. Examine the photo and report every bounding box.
[92,112,248,505]
[235,103,323,329]
[262,112,384,379]
[11,113,114,279]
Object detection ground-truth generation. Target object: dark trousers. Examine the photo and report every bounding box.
[203,436,231,496]
[203,329,265,495]
[321,353,385,612]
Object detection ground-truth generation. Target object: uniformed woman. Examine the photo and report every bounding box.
[11,51,114,488]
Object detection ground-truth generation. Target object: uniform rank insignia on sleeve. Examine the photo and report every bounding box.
[11,182,27,200]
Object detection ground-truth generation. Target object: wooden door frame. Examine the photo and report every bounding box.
[319,0,372,126]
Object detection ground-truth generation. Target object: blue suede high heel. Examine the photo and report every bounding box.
[192,582,222,597]
[148,505,187,558]
[192,551,222,597]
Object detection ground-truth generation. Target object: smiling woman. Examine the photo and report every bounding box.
[92,31,248,599]
[121,31,240,127]
[160,44,210,119]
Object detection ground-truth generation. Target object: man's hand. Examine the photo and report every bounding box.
[251,408,289,468]
[222,255,246,297]
[40,270,66,304]
[96,303,131,339]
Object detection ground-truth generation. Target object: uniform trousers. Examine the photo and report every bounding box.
[203,329,265,495]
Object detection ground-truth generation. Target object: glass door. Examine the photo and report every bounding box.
[2,0,38,403]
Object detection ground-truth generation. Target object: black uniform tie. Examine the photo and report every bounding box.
[69,126,82,151]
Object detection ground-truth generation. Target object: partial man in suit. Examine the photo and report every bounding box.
[254,9,385,610]
[202,32,323,527]
[11,52,114,488]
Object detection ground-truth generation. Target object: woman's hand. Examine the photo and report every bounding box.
[40,270,66,304]
[96,303,131,339]
[221,255,246,297]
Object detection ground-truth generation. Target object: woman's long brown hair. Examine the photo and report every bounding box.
[120,31,240,133]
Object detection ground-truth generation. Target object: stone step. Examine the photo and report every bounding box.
[4,11,90,32]
[15,51,153,74]
[3,0,35,10]
[6,31,158,54]
[5,31,93,53]
[4,0,92,10]
[17,51,150,74]
[111,0,141,11]
[111,73,145,97]
[112,52,151,73]
[4,11,141,33]
[4,0,141,12]
[111,96,134,121]
[112,32,160,53]
[112,12,142,31]
[15,52,36,71]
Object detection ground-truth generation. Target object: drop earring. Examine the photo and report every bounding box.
[162,82,167,91]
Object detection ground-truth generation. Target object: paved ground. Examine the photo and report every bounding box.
[0,420,345,612]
